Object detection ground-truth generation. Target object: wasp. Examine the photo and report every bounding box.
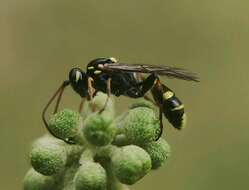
[42,57,199,143]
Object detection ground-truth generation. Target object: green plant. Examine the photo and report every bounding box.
[24,93,171,190]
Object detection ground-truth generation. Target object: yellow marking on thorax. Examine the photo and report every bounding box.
[163,91,174,100]
[172,104,184,111]
[109,57,118,63]
[98,64,104,69]
[94,70,102,74]
[88,66,94,70]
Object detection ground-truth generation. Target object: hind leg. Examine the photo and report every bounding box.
[156,107,164,140]
[129,73,164,140]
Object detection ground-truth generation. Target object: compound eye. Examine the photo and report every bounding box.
[108,57,118,63]
[75,70,82,82]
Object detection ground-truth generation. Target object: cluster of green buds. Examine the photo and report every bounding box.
[24,93,171,190]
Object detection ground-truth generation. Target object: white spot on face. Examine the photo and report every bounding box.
[75,71,82,82]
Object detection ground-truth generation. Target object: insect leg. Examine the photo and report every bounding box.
[53,82,67,114]
[78,98,85,113]
[136,73,164,140]
[143,94,157,106]
[147,78,166,140]
[99,78,112,113]
[156,107,164,140]
[87,77,94,100]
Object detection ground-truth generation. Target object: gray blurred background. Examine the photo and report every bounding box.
[1,0,249,189]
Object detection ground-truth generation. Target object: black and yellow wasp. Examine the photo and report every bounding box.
[42,57,199,143]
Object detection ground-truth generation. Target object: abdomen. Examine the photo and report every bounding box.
[151,83,187,130]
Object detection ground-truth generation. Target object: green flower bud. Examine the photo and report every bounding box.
[30,138,67,176]
[48,109,82,141]
[122,107,160,145]
[74,161,107,190]
[112,145,152,185]
[143,138,171,169]
[112,134,130,147]
[23,168,55,190]
[24,94,172,189]
[83,114,116,146]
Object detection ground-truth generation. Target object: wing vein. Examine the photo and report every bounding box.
[102,63,199,82]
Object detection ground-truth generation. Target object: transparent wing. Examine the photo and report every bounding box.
[102,63,199,82]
